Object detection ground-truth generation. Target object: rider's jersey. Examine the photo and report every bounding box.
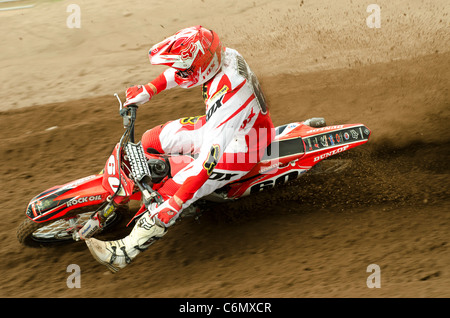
[154,48,274,204]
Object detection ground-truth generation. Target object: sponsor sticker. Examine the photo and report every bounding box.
[306,125,344,134]
[203,145,220,175]
[344,132,350,140]
[66,195,103,207]
[313,145,350,162]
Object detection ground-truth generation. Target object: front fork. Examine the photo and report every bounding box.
[74,197,117,241]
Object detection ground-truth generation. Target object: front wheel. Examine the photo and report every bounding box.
[16,206,128,248]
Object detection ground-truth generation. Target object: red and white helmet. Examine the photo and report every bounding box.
[149,25,224,88]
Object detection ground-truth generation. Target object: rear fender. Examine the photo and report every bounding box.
[26,174,109,223]
[299,123,371,166]
[224,122,371,198]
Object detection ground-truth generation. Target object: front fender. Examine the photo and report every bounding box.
[26,174,109,223]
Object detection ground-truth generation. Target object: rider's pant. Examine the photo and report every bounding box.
[141,115,272,208]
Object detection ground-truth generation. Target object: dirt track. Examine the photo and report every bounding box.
[1,51,449,298]
[0,0,449,299]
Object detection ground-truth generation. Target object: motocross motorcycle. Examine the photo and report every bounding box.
[17,94,371,247]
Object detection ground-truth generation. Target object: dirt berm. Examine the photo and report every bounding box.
[0,0,448,299]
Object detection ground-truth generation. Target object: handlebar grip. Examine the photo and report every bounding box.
[120,104,138,117]
[127,104,138,120]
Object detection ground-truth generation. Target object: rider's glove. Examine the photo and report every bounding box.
[124,84,155,107]
[150,197,182,227]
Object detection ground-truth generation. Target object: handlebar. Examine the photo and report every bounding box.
[111,93,165,206]
[120,104,138,118]
[114,93,137,122]
[124,105,137,143]
[114,93,138,143]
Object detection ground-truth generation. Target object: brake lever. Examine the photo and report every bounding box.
[115,93,138,129]
[114,93,123,109]
[115,93,131,128]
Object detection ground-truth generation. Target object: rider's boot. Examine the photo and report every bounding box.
[85,211,166,273]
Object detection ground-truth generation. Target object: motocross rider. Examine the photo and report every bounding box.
[85,25,275,272]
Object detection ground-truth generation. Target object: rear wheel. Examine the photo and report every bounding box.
[17,206,128,247]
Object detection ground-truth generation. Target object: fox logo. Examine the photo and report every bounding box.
[180,40,204,61]
[181,42,196,60]
[203,145,220,175]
